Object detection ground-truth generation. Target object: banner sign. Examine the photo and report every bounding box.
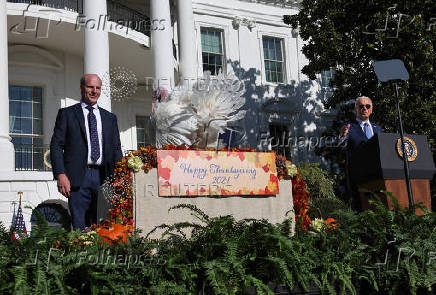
[157,150,279,196]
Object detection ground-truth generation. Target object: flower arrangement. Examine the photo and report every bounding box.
[285,161,298,178]
[62,230,97,247]
[324,217,338,230]
[108,146,158,225]
[108,147,311,231]
[290,169,311,230]
[310,217,338,232]
[127,155,143,172]
[275,154,312,230]
[95,223,132,245]
[310,218,325,232]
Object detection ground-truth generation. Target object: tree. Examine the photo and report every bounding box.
[285,0,436,184]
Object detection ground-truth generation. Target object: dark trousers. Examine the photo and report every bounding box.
[69,167,101,230]
[345,161,362,212]
[348,180,362,212]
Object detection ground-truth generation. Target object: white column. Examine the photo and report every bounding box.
[0,0,15,171]
[84,0,111,111]
[177,0,197,88]
[150,0,174,90]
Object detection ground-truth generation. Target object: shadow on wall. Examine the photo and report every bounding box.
[228,60,329,164]
[110,59,331,165]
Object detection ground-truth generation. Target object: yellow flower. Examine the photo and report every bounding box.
[285,160,298,177]
[311,218,325,232]
[127,156,143,172]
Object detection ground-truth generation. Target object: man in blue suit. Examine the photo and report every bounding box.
[340,96,383,211]
[50,74,122,230]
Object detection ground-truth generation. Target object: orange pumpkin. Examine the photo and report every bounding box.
[96,223,130,245]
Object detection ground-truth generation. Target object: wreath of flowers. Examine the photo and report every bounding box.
[107,146,311,230]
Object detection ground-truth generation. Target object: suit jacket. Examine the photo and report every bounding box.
[343,119,383,202]
[50,103,122,188]
[344,119,383,153]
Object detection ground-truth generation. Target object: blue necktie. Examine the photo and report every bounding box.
[364,122,373,139]
[86,105,100,163]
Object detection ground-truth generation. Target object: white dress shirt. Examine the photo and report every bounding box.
[81,101,103,165]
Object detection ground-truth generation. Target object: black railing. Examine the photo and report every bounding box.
[7,0,150,36]
[14,144,52,171]
[106,0,150,36]
[8,0,83,13]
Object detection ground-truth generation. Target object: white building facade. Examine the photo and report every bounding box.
[0,0,332,230]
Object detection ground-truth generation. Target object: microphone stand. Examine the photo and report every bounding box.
[394,82,414,211]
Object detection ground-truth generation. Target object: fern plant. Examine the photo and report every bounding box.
[0,196,434,294]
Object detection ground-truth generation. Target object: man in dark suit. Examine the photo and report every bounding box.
[50,74,122,230]
[339,96,383,211]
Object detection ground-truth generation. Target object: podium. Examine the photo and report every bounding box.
[349,133,435,213]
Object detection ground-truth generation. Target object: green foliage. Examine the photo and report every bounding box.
[309,197,350,220]
[287,0,436,173]
[297,162,349,219]
[298,162,336,200]
[0,200,435,294]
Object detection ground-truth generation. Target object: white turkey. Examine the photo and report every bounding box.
[151,71,246,148]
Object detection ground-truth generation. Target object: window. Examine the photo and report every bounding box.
[201,28,224,75]
[263,37,284,83]
[136,116,152,149]
[321,69,335,89]
[9,85,44,170]
[320,69,335,101]
[269,124,290,159]
[30,203,71,232]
